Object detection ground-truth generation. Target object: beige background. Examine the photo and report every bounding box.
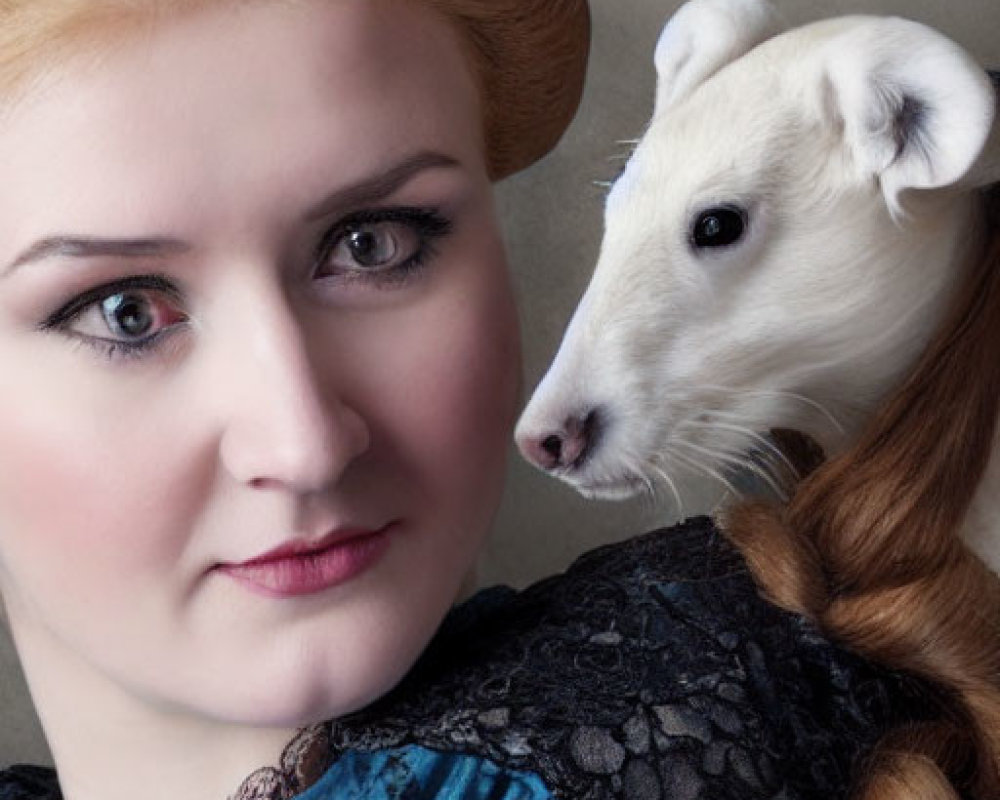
[2,0,999,769]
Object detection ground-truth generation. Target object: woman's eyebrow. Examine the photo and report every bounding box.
[3,151,461,277]
[4,237,189,276]
[304,150,460,221]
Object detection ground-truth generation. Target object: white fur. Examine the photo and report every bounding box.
[654,0,780,114]
[516,0,1000,568]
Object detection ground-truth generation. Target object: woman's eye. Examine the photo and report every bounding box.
[316,208,452,283]
[331,222,419,272]
[74,290,186,341]
[41,275,188,361]
[691,206,747,249]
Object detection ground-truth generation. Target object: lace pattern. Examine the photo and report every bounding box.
[230,725,331,800]
[1,518,944,800]
[231,518,942,799]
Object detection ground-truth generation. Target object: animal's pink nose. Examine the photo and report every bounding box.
[517,409,601,471]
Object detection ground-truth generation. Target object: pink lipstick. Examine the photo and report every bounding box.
[217,523,393,598]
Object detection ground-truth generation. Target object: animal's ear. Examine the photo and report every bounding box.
[823,18,997,214]
[654,0,781,114]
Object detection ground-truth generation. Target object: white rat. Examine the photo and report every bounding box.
[516,0,1000,568]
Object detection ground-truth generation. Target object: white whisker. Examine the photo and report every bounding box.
[695,383,845,436]
[646,458,685,518]
[675,436,788,502]
[622,454,661,510]
[663,446,744,503]
[681,416,799,480]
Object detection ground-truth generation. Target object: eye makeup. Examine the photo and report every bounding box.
[30,204,456,364]
[313,206,453,288]
[37,273,188,363]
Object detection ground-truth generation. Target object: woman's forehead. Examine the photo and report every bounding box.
[0,0,484,257]
[5,0,477,122]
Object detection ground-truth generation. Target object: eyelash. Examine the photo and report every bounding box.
[75,337,172,364]
[40,274,185,363]
[39,206,454,363]
[314,206,452,286]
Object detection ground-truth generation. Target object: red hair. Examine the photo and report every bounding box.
[724,187,1000,799]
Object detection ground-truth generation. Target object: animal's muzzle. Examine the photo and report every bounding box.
[516,407,604,472]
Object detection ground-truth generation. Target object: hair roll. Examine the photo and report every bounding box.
[723,187,1000,799]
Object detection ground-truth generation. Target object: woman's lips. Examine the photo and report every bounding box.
[216,523,394,599]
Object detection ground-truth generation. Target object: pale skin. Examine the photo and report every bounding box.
[0,1,521,798]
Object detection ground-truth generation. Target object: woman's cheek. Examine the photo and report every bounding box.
[0,381,199,598]
[405,260,519,491]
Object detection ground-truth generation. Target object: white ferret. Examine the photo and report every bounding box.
[516,0,1000,569]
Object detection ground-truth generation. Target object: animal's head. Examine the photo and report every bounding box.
[516,0,999,502]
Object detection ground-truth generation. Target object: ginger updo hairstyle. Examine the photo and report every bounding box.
[725,187,1000,799]
[0,0,591,181]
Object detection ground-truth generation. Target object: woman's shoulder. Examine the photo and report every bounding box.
[0,766,59,800]
[249,516,942,800]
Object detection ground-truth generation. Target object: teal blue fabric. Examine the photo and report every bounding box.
[293,745,551,800]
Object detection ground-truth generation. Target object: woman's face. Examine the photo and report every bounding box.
[0,0,519,726]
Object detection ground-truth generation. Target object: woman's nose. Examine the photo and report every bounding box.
[216,293,370,494]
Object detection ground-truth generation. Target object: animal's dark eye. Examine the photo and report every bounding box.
[691,206,747,249]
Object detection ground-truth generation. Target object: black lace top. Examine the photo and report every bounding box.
[0,518,943,799]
